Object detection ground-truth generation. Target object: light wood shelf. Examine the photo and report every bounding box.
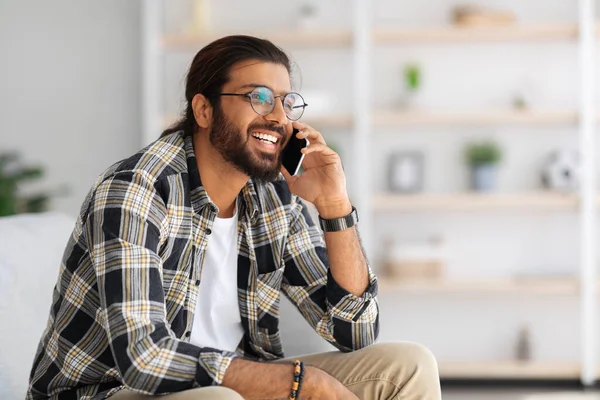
[374,24,580,44]
[162,30,353,50]
[162,24,600,50]
[372,193,579,212]
[373,109,578,127]
[438,361,581,380]
[378,278,583,295]
[162,114,353,130]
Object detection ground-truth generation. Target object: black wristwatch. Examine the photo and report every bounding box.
[318,206,359,232]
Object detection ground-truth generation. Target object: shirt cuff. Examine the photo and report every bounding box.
[326,269,378,322]
[195,349,239,387]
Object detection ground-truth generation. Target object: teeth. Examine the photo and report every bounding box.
[252,132,277,144]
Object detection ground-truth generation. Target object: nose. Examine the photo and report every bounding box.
[265,98,288,126]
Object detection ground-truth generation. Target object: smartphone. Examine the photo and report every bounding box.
[282,128,309,176]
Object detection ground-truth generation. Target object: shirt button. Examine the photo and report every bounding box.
[195,280,200,286]
[185,331,191,338]
[205,228,212,235]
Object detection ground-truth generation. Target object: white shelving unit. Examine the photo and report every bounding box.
[141,0,597,386]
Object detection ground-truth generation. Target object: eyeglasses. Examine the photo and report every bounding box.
[217,86,308,121]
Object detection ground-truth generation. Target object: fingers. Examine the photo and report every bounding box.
[301,142,338,157]
[292,121,326,145]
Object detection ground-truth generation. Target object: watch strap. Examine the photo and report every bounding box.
[318,206,359,232]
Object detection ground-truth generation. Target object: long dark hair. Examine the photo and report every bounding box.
[161,35,292,138]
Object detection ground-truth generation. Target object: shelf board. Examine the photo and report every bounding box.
[372,193,579,212]
[378,278,581,295]
[162,114,353,130]
[439,361,581,380]
[162,30,353,50]
[373,109,578,127]
[374,24,579,44]
[163,24,600,49]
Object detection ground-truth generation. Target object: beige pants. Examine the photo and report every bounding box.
[109,342,442,400]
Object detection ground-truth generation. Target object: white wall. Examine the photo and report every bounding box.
[0,0,142,216]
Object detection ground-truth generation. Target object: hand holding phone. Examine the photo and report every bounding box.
[281,128,309,176]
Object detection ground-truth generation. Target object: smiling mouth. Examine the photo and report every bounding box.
[251,131,279,145]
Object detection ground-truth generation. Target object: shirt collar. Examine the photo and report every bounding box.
[183,133,259,222]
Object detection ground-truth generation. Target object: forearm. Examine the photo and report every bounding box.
[318,200,369,297]
[222,359,322,399]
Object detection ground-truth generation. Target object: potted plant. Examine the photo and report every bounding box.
[0,152,56,216]
[400,63,422,108]
[464,141,502,192]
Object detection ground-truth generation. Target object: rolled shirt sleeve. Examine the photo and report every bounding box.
[281,196,379,352]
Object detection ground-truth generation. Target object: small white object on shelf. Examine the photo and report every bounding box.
[541,150,581,193]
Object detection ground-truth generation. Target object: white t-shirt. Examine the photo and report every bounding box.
[190,208,244,353]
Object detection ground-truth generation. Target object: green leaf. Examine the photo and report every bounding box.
[14,166,44,182]
[464,141,502,166]
[404,64,421,91]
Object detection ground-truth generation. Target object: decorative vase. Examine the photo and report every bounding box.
[471,164,497,192]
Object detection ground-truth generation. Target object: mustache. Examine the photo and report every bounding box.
[247,122,286,137]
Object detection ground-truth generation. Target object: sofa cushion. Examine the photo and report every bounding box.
[0,212,75,399]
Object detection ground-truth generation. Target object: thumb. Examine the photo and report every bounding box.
[280,166,294,184]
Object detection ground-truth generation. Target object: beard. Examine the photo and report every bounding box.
[209,106,286,183]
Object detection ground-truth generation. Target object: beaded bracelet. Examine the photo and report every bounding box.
[297,362,305,396]
[288,360,305,400]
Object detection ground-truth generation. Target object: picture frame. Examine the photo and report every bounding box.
[387,151,425,193]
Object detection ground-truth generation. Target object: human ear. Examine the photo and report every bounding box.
[191,94,212,129]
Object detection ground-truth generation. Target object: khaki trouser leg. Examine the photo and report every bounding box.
[278,342,442,400]
[108,386,244,400]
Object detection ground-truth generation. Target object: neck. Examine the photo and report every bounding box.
[193,132,248,218]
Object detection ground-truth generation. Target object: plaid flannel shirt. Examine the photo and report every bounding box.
[27,132,379,400]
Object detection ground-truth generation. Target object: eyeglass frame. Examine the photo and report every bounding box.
[215,86,308,121]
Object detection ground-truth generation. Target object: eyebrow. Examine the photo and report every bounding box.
[238,83,289,96]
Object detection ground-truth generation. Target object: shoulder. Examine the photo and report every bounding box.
[79,133,188,217]
[106,132,187,184]
[89,132,187,192]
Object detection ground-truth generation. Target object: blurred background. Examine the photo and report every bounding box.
[2,0,600,399]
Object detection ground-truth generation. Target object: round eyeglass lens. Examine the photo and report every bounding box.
[283,92,306,121]
[249,87,275,115]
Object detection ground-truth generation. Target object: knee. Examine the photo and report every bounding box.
[185,387,244,400]
[366,342,439,376]
[210,387,245,400]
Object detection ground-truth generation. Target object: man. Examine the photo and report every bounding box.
[27,35,441,400]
